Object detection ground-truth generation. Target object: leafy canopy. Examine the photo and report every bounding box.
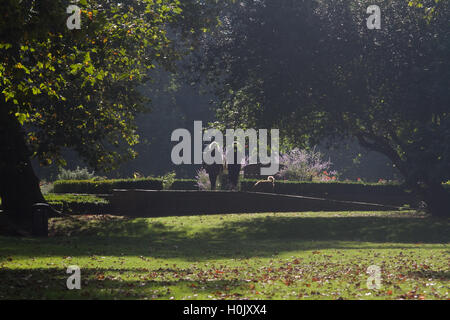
[0,0,213,170]
[194,0,450,186]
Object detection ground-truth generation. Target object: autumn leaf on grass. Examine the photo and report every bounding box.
[284,279,293,286]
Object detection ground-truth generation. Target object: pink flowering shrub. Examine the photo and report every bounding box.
[278,148,337,181]
[195,168,211,190]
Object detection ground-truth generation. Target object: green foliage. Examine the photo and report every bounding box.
[169,179,198,190]
[195,0,450,213]
[52,177,202,193]
[53,178,163,194]
[56,166,97,181]
[408,0,441,21]
[45,193,108,205]
[159,171,176,190]
[53,177,445,198]
[241,179,408,196]
[45,193,109,214]
[0,0,215,171]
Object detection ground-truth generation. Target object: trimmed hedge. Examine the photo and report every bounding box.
[169,179,198,190]
[52,177,449,198]
[240,179,420,206]
[240,179,407,194]
[53,178,163,194]
[45,194,110,215]
[52,178,199,194]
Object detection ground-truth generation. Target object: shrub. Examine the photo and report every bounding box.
[278,148,336,181]
[195,168,211,190]
[53,178,163,194]
[241,179,408,196]
[170,179,198,190]
[45,194,110,215]
[56,166,98,181]
[54,176,235,194]
[160,171,176,190]
[241,179,426,206]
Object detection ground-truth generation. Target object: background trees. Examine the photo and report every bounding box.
[1,0,448,228]
[193,0,450,216]
[0,0,213,228]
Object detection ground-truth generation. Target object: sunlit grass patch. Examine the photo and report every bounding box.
[0,211,448,300]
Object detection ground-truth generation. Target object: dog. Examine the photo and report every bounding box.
[251,176,275,193]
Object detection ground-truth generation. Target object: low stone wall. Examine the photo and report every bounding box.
[110,190,400,217]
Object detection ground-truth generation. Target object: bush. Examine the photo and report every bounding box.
[278,148,336,181]
[170,179,198,190]
[195,168,211,190]
[52,177,203,194]
[241,179,408,196]
[45,194,110,215]
[160,171,176,190]
[56,166,98,181]
[53,178,163,194]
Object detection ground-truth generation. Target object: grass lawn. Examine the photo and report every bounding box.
[0,211,448,300]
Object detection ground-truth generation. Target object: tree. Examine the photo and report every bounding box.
[117,71,215,179]
[194,0,450,216]
[0,0,212,230]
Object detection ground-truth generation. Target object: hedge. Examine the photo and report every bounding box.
[53,178,163,194]
[52,177,449,197]
[169,179,198,190]
[52,178,200,194]
[240,179,411,196]
[45,194,110,215]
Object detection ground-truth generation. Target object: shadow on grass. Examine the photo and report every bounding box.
[407,270,450,281]
[205,215,449,242]
[0,214,448,262]
[0,267,246,300]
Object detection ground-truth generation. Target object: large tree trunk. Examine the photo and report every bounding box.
[356,134,449,218]
[419,182,450,218]
[0,113,45,232]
